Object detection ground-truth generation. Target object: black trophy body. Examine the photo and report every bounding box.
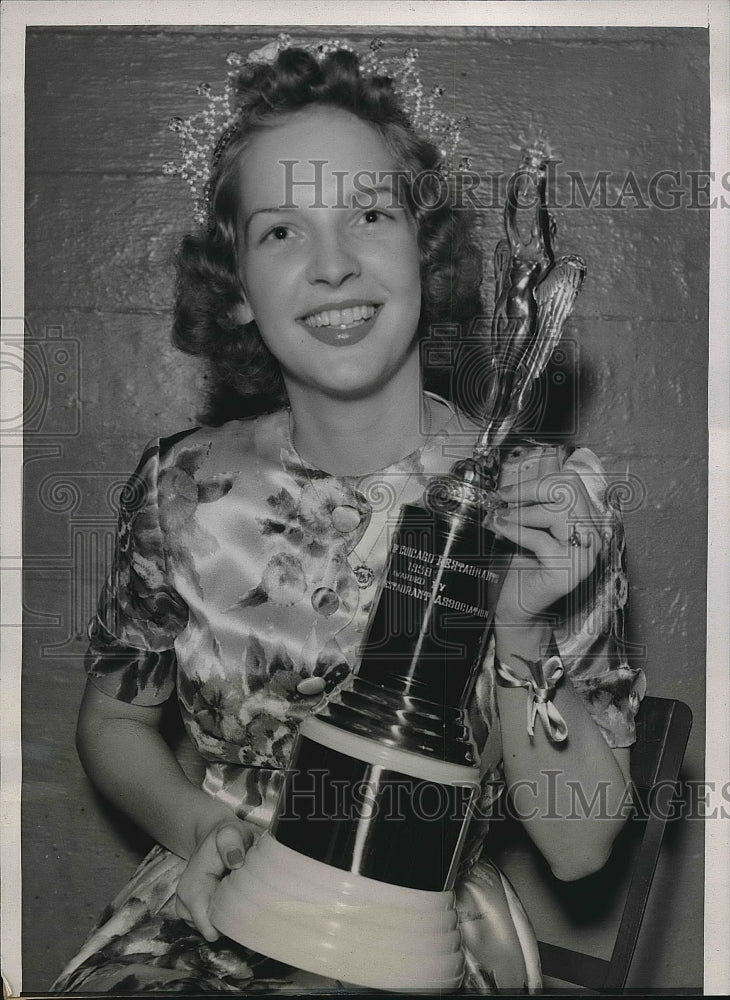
[210,495,511,990]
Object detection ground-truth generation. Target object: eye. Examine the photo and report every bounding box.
[267,225,291,241]
[362,209,387,224]
[258,223,296,245]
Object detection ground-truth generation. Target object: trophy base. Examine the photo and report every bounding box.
[210,832,465,991]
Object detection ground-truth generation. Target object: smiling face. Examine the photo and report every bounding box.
[234,107,423,403]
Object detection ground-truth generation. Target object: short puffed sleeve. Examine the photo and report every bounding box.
[498,442,646,749]
[85,440,189,706]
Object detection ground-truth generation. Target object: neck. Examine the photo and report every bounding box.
[286,372,437,477]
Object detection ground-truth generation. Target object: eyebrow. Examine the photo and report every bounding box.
[243,177,408,238]
[355,177,408,207]
[243,207,297,240]
[363,180,402,196]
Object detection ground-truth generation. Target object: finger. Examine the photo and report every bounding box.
[565,524,601,550]
[175,894,194,927]
[494,503,567,533]
[175,878,220,941]
[492,515,562,561]
[493,516,599,581]
[176,848,221,943]
[184,888,221,942]
[505,477,615,546]
[215,822,256,871]
[497,484,609,546]
[500,472,592,516]
[173,819,262,945]
[499,510,602,553]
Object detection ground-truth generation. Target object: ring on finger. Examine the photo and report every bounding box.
[568,526,592,548]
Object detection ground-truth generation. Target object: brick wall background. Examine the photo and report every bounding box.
[22,25,708,990]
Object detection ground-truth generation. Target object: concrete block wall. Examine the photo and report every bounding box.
[22,25,708,990]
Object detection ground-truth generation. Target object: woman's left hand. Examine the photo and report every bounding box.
[490,465,608,629]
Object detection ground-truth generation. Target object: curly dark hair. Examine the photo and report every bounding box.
[172,45,485,422]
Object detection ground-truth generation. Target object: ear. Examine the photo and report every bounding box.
[230,299,255,327]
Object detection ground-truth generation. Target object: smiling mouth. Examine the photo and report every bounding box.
[302,303,379,330]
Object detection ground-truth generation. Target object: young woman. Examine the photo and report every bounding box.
[52,40,645,993]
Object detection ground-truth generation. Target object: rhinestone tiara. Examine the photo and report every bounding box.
[162,34,472,226]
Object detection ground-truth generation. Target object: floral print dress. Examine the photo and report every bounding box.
[52,400,645,994]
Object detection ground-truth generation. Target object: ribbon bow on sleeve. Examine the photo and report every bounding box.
[495,653,568,743]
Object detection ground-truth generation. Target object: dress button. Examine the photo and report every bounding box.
[331,504,362,533]
[297,676,326,696]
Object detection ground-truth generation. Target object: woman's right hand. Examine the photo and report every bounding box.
[175,816,261,941]
[76,683,265,941]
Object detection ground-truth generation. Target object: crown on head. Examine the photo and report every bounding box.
[162,34,472,226]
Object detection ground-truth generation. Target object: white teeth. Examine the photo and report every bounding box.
[303,304,376,329]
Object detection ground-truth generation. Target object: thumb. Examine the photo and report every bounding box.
[214,821,256,871]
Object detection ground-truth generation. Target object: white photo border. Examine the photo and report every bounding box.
[2,1,728,995]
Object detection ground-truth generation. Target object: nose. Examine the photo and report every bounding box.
[306,228,361,287]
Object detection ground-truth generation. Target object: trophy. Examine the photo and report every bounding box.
[209,139,586,990]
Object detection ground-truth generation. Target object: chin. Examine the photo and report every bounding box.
[301,362,393,400]
[319,378,386,402]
